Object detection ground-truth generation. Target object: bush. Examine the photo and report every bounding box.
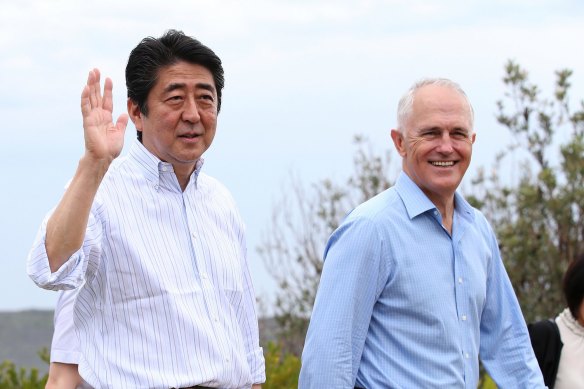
[263,342,301,389]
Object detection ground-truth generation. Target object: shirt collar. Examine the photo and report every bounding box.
[394,171,474,223]
[128,139,205,188]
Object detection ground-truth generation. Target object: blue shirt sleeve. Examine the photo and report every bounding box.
[299,216,389,388]
[478,221,546,388]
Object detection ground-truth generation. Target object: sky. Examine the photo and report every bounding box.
[1,0,583,312]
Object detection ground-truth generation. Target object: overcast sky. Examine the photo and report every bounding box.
[1,0,583,312]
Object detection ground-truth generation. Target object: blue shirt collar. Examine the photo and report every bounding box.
[395,171,474,223]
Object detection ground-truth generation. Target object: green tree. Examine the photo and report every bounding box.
[0,349,48,389]
[468,60,584,322]
[258,136,393,355]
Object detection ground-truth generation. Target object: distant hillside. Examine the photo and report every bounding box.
[0,310,278,373]
[0,310,53,373]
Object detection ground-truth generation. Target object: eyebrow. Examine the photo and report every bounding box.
[418,126,470,133]
[163,82,216,94]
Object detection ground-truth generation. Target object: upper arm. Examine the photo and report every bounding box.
[300,217,388,388]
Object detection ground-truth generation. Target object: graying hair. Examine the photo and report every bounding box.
[396,78,475,132]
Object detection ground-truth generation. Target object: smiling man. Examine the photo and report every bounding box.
[28,30,265,389]
[299,79,545,388]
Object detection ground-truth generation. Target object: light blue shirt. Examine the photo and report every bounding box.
[299,172,545,388]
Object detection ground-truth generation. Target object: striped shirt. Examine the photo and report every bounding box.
[28,140,265,389]
[299,172,545,388]
[50,289,81,364]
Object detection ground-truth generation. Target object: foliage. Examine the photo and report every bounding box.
[258,135,393,355]
[262,342,301,389]
[0,349,48,389]
[478,374,498,389]
[468,60,584,322]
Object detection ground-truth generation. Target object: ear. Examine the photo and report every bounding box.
[471,132,476,144]
[391,129,407,157]
[127,98,143,132]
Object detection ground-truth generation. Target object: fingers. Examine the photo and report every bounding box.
[80,68,119,118]
[81,69,100,117]
[102,77,114,113]
[88,68,102,110]
[81,84,91,117]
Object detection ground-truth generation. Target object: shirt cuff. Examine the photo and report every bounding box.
[248,346,266,384]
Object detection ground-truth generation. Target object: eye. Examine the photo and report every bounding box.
[199,94,215,102]
[451,130,468,139]
[197,93,216,109]
[421,130,440,138]
[166,95,184,103]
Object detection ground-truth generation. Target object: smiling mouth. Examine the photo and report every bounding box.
[430,161,455,167]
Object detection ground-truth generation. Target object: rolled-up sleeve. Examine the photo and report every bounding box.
[27,206,103,291]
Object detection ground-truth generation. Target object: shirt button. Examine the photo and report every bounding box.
[201,273,207,280]
[465,353,470,359]
[461,315,467,321]
[458,277,463,284]
[154,185,160,191]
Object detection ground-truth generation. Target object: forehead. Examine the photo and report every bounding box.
[153,61,216,93]
[412,85,471,120]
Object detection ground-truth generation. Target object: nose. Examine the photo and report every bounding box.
[436,132,454,154]
[181,97,201,123]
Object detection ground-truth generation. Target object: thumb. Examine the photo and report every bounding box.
[116,113,129,132]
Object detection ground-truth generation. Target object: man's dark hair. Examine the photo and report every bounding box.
[125,29,224,141]
[563,253,584,320]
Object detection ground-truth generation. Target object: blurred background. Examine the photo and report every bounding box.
[1,1,583,387]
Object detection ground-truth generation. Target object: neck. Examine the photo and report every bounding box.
[173,163,198,192]
[425,192,455,234]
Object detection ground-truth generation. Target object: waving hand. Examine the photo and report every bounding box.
[80,68,128,163]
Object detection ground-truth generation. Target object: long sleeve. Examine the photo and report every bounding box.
[299,217,389,388]
[27,205,103,290]
[237,226,266,384]
[479,227,546,388]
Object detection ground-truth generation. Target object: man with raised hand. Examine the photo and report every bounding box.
[28,30,264,389]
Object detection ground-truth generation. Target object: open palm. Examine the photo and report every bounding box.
[80,68,128,162]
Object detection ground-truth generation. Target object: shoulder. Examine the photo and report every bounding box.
[104,154,132,177]
[198,173,235,200]
[196,173,243,220]
[347,186,401,224]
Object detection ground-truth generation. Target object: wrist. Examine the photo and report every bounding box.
[77,154,112,183]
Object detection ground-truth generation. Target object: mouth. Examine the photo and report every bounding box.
[178,133,203,141]
[430,161,456,167]
[179,133,201,138]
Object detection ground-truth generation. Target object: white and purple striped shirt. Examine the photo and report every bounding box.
[28,140,265,389]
